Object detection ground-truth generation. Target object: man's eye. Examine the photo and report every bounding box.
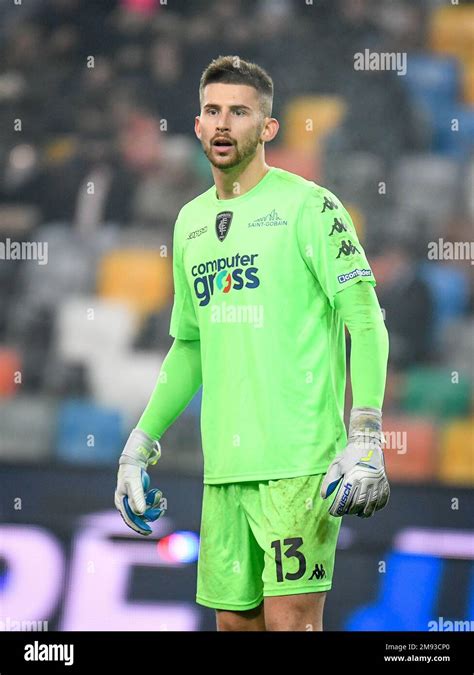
[234,110,246,116]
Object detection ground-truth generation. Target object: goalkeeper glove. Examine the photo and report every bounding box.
[114,428,165,536]
[321,407,390,518]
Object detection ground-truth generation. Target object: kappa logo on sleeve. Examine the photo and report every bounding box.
[338,268,373,284]
[336,239,360,259]
[328,218,349,236]
[321,195,339,213]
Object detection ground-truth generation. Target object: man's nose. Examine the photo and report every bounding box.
[216,113,231,130]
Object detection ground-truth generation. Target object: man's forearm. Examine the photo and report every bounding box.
[136,338,202,440]
[334,282,389,409]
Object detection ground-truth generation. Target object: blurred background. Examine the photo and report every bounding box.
[0,0,473,632]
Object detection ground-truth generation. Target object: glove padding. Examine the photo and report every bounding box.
[321,408,390,518]
[114,428,165,536]
[118,468,164,535]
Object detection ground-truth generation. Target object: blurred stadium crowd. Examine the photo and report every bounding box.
[0,0,472,485]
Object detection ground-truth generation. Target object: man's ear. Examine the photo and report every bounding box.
[194,115,201,140]
[261,117,279,143]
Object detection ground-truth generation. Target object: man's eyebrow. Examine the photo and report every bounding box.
[203,103,252,111]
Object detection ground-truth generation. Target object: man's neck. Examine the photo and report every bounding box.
[212,158,270,200]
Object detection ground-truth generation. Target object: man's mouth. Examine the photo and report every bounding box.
[213,138,234,148]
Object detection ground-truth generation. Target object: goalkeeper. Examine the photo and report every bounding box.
[114,55,389,631]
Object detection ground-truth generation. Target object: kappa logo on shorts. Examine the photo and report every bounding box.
[309,563,326,581]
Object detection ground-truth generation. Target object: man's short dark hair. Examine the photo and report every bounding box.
[199,55,273,118]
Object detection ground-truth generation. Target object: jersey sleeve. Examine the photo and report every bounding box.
[296,186,376,308]
[169,213,200,340]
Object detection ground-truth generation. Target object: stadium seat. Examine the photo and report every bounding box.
[0,347,22,397]
[392,155,460,231]
[111,226,170,251]
[431,104,474,158]
[42,360,90,398]
[97,249,173,319]
[466,156,474,220]
[4,303,55,393]
[132,306,172,351]
[55,296,138,365]
[438,418,474,486]
[429,6,474,64]
[400,367,472,420]
[403,54,460,112]
[18,224,98,309]
[283,96,347,154]
[88,350,165,424]
[0,251,22,304]
[0,396,56,462]
[419,261,470,339]
[321,151,385,213]
[463,61,474,105]
[439,319,474,386]
[382,415,437,483]
[55,399,124,465]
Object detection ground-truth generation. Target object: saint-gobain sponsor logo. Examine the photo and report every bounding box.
[338,268,372,284]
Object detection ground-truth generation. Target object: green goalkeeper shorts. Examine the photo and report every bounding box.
[196,473,342,611]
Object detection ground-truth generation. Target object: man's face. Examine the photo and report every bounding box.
[195,83,266,170]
